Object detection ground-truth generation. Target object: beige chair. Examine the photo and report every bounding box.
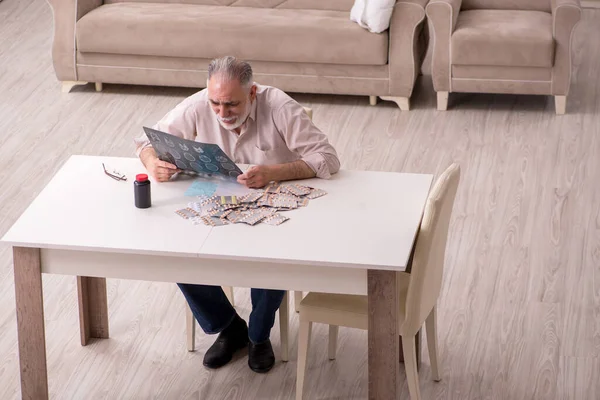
[426,0,581,114]
[295,163,461,400]
[186,106,312,360]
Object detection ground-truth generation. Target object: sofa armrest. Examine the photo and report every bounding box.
[425,0,462,92]
[551,0,581,95]
[387,0,427,97]
[46,0,103,81]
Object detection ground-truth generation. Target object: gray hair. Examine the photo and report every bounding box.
[207,56,254,89]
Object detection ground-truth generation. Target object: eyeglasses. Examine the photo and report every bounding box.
[102,163,127,181]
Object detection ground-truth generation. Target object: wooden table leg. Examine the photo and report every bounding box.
[368,270,400,400]
[77,276,109,345]
[13,247,49,400]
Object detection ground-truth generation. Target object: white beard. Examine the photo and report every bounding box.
[217,100,252,131]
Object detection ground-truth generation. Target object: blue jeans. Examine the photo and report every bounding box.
[177,283,285,344]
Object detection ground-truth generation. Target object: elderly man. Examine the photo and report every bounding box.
[134,56,340,373]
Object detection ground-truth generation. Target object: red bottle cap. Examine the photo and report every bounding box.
[136,174,149,182]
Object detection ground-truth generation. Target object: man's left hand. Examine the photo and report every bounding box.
[237,165,273,188]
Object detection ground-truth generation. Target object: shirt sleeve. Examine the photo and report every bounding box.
[273,101,341,179]
[133,103,198,157]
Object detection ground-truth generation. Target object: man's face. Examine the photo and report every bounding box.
[207,76,256,131]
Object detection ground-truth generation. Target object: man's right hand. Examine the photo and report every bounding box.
[140,148,180,182]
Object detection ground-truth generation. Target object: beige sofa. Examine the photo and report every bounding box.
[426,0,581,114]
[48,0,430,110]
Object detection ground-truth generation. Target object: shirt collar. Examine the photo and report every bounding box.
[247,95,257,122]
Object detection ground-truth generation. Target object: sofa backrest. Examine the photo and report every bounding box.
[103,0,356,11]
[461,0,550,12]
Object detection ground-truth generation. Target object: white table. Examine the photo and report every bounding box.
[2,155,433,400]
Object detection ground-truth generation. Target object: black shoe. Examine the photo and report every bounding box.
[203,315,249,369]
[248,339,275,373]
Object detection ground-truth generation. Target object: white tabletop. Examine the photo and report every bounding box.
[200,170,432,270]
[2,155,433,270]
[1,156,212,257]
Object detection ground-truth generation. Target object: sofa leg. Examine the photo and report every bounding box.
[95,82,103,92]
[369,96,378,106]
[62,81,89,93]
[555,96,566,115]
[379,96,410,111]
[437,92,449,111]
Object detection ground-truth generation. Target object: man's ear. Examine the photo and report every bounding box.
[249,84,257,102]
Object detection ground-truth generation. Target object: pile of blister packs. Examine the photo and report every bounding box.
[174,182,327,227]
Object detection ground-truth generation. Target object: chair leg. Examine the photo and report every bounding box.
[379,96,410,111]
[399,328,422,369]
[437,92,449,111]
[186,305,195,352]
[95,82,103,92]
[369,96,378,106]
[61,81,88,93]
[555,96,566,115]
[294,291,303,313]
[402,335,422,400]
[328,325,339,360]
[425,306,440,381]
[296,319,312,400]
[223,286,234,307]
[279,292,289,362]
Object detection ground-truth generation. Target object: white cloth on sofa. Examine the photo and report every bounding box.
[350,0,396,34]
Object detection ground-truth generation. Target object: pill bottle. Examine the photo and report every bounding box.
[134,174,151,209]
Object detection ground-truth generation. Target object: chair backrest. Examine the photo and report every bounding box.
[461,0,550,12]
[400,163,461,337]
[103,0,355,11]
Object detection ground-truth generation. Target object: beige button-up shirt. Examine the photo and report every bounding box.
[134,84,340,179]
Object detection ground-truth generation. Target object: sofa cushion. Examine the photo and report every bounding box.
[451,10,554,68]
[103,0,356,12]
[460,0,550,12]
[76,3,388,66]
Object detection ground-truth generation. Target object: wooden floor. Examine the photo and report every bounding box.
[1,1,599,399]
